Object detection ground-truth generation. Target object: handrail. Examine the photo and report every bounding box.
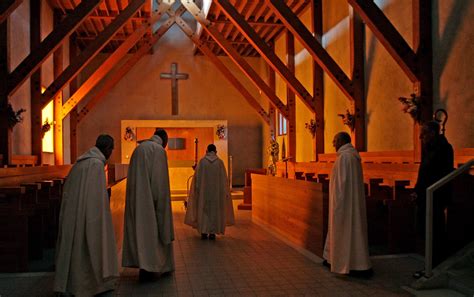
[425,158,474,278]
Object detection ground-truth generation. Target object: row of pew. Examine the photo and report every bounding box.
[275,149,474,254]
[0,162,129,272]
[0,165,71,272]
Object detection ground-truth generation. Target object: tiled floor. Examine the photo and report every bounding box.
[0,201,423,297]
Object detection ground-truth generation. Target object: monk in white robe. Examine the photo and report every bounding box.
[54,135,118,297]
[323,132,372,275]
[185,144,234,239]
[122,129,174,280]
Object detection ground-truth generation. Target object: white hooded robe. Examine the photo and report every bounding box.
[54,147,119,297]
[323,143,371,274]
[122,135,175,273]
[184,152,235,234]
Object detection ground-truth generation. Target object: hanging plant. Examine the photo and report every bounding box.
[304,119,317,138]
[338,109,355,132]
[266,138,279,176]
[2,103,26,129]
[398,93,420,122]
[41,118,52,139]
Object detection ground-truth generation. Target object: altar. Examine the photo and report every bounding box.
[121,120,228,191]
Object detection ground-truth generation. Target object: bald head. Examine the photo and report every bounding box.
[333,132,351,151]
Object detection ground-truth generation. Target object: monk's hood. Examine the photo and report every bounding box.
[337,143,361,161]
[76,146,106,164]
[204,152,218,163]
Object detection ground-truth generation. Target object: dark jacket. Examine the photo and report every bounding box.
[415,135,454,209]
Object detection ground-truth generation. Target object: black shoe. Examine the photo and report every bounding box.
[201,233,208,240]
[412,270,425,279]
[349,268,374,279]
[139,269,155,282]
[322,260,331,269]
[209,234,216,240]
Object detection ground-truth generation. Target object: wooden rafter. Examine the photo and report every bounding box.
[41,0,146,108]
[61,1,172,118]
[7,0,103,97]
[0,22,10,165]
[215,0,315,113]
[312,0,324,157]
[350,6,366,151]
[286,32,296,158]
[77,6,179,122]
[267,0,354,101]
[0,0,23,24]
[182,1,287,118]
[175,15,270,125]
[347,0,419,82]
[30,0,42,165]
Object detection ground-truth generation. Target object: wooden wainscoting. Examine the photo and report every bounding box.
[251,175,328,258]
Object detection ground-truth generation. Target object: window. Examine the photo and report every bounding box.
[278,112,287,136]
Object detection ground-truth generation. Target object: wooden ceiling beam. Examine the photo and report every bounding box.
[213,18,285,27]
[85,14,145,22]
[7,0,103,97]
[182,1,288,117]
[216,0,315,113]
[62,1,173,118]
[175,15,270,125]
[245,1,259,20]
[267,0,354,102]
[0,0,23,24]
[77,9,177,123]
[41,0,145,107]
[347,0,419,82]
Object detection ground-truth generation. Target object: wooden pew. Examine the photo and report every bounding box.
[0,166,71,272]
[10,155,38,167]
[0,186,29,272]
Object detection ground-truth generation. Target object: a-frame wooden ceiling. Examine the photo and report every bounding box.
[47,0,152,52]
[199,0,309,56]
[47,0,310,56]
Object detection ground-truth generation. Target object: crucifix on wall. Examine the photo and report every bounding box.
[160,63,189,115]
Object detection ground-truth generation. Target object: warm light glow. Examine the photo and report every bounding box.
[41,86,46,94]
[294,0,391,66]
[42,100,54,153]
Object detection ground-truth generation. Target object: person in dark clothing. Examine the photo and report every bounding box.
[413,121,454,277]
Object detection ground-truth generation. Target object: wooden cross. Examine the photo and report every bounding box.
[160,63,189,115]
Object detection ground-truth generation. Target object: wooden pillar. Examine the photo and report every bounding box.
[413,0,433,161]
[350,6,366,152]
[30,0,42,164]
[69,35,78,163]
[311,0,324,160]
[0,21,11,165]
[268,64,276,140]
[286,31,296,159]
[53,10,63,165]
